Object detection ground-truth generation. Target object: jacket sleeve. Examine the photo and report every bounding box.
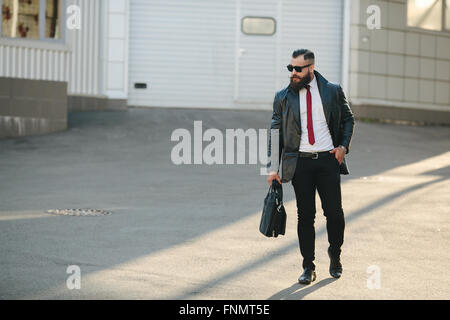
[267,92,284,172]
[338,85,355,154]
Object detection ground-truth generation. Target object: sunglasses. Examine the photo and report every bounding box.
[287,64,312,72]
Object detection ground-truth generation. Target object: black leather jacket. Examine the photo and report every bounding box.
[268,70,355,182]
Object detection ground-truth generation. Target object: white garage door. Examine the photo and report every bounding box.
[279,0,344,86]
[128,0,343,110]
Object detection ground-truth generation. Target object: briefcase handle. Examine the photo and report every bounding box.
[269,180,283,204]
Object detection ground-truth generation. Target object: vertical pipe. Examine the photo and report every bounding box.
[123,0,130,99]
[76,0,81,93]
[233,0,241,102]
[98,0,106,96]
[82,0,88,94]
[275,0,282,91]
[93,0,99,95]
[341,0,351,95]
[87,0,93,95]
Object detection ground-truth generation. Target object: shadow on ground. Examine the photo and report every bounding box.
[0,107,449,299]
[268,278,338,300]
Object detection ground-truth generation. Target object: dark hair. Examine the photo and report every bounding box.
[292,49,315,63]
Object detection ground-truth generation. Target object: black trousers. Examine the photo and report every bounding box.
[291,152,345,270]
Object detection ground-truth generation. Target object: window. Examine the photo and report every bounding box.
[1,0,63,40]
[407,0,450,31]
[1,0,40,39]
[241,17,276,36]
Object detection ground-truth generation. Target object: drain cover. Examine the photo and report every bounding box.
[46,208,111,216]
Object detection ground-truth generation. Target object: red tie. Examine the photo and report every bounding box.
[306,84,315,145]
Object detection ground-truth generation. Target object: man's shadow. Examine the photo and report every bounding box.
[267,277,338,300]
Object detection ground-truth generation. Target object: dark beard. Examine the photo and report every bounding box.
[289,72,312,91]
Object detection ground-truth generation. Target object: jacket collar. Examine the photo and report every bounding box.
[314,70,332,125]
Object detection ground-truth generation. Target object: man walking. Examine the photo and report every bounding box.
[267,49,355,284]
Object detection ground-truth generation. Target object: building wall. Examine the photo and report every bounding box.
[0,0,129,102]
[0,0,101,95]
[100,0,129,101]
[0,0,129,138]
[349,0,450,124]
[68,0,129,111]
[128,0,344,110]
[0,77,67,138]
[66,0,102,97]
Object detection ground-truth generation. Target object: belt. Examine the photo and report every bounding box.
[298,150,332,160]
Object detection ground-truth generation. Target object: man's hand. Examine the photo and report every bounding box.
[267,171,281,186]
[329,146,345,165]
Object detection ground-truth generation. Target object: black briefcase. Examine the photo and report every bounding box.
[259,180,287,238]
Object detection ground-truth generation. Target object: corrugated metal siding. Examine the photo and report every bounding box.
[0,0,101,96]
[0,44,70,81]
[129,0,343,109]
[66,0,101,96]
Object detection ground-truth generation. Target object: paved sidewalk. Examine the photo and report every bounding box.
[0,107,449,299]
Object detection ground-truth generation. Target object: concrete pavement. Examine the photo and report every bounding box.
[0,107,449,299]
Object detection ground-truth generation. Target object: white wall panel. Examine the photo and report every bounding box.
[101,0,129,99]
[280,0,343,85]
[128,0,236,108]
[236,0,279,104]
[128,0,343,110]
[66,0,102,96]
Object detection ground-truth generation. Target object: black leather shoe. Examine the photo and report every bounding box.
[328,248,343,278]
[298,268,316,285]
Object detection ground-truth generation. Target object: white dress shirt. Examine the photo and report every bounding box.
[298,75,334,152]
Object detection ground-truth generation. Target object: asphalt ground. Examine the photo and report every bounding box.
[0,107,449,299]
